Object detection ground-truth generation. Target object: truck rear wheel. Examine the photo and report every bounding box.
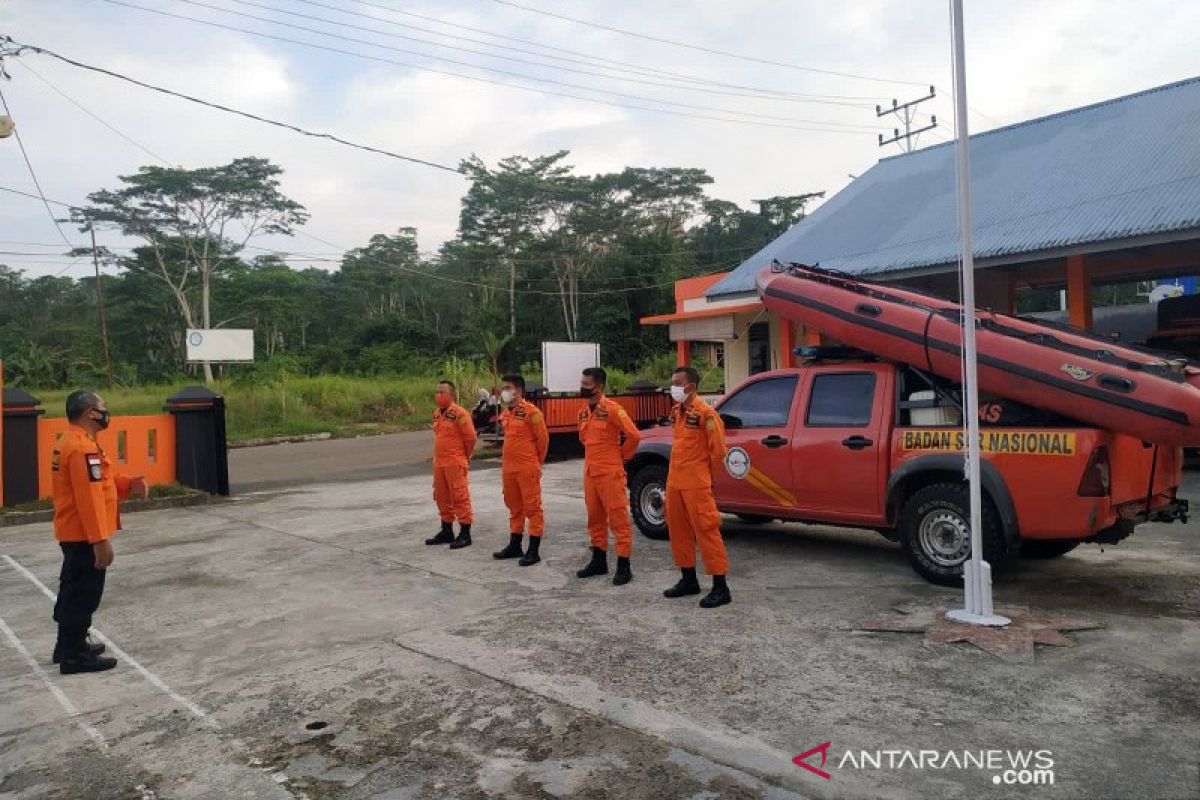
[899,483,1009,586]
[1019,539,1080,559]
[629,463,669,540]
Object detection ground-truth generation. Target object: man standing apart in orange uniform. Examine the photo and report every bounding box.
[664,366,732,608]
[493,373,550,566]
[426,379,477,549]
[51,390,148,674]
[576,367,641,585]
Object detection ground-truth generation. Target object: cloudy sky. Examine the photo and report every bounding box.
[1,0,1197,278]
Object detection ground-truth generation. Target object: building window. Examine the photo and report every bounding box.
[748,322,770,375]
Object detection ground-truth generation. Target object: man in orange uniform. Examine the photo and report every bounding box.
[426,379,478,549]
[493,373,550,566]
[663,366,732,608]
[576,366,641,585]
[51,390,148,674]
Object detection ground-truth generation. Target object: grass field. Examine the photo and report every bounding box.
[25,356,716,444]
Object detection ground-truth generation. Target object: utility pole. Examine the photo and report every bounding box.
[877,86,938,152]
[90,228,114,387]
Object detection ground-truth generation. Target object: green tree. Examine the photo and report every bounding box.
[71,157,308,382]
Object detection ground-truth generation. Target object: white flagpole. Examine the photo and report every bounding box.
[946,0,1009,627]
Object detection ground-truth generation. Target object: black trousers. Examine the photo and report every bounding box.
[52,542,106,653]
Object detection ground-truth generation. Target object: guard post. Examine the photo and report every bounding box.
[2,387,44,506]
[167,386,230,496]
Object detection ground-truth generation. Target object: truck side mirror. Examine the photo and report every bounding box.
[720,413,743,430]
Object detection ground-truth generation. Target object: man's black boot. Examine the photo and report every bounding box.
[60,650,118,675]
[449,524,473,549]
[612,556,632,586]
[494,534,524,559]
[575,546,608,578]
[519,535,542,567]
[426,521,454,545]
[663,567,701,598]
[700,574,732,608]
[53,636,105,665]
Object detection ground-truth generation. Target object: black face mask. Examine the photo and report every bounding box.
[93,410,111,430]
[579,386,595,399]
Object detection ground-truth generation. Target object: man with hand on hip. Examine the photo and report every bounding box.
[51,390,148,674]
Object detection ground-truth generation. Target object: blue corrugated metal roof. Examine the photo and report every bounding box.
[708,76,1200,297]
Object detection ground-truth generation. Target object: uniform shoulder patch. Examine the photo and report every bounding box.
[529,411,543,424]
[85,452,103,482]
[51,449,62,472]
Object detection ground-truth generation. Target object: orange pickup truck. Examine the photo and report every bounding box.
[626,353,1189,585]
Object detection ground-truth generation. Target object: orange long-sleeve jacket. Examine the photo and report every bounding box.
[578,397,641,477]
[501,399,549,471]
[433,403,477,467]
[52,426,131,543]
[667,397,727,490]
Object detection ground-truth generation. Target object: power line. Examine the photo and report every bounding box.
[298,0,888,103]
[227,0,877,107]
[0,183,78,207]
[86,2,883,135]
[153,0,885,131]
[12,59,173,165]
[0,86,77,249]
[4,38,464,173]
[491,0,929,87]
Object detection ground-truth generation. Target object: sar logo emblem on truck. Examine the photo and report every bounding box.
[724,447,751,480]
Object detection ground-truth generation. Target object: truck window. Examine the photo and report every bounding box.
[806,373,876,427]
[717,376,798,429]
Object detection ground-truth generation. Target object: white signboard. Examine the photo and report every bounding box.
[186,329,255,363]
[542,341,600,393]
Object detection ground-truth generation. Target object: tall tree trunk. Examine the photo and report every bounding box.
[200,264,214,384]
[507,255,516,339]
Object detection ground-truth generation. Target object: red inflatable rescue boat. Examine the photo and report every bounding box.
[757,262,1200,446]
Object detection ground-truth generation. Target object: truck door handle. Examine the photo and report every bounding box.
[760,435,789,448]
[841,435,873,450]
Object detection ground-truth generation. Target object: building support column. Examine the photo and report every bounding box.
[1066,254,1093,330]
[779,320,796,368]
[676,339,691,367]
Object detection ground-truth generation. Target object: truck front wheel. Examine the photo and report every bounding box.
[899,483,1009,586]
[629,463,669,540]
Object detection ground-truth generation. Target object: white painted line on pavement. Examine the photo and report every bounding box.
[3,554,208,720]
[0,611,108,750]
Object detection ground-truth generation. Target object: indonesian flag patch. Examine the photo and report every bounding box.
[86,453,103,482]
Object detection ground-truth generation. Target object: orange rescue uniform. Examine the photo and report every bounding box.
[52,427,131,543]
[666,397,729,575]
[578,397,641,557]
[432,403,477,525]
[501,399,550,537]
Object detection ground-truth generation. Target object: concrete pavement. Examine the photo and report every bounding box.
[1,465,1197,799]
